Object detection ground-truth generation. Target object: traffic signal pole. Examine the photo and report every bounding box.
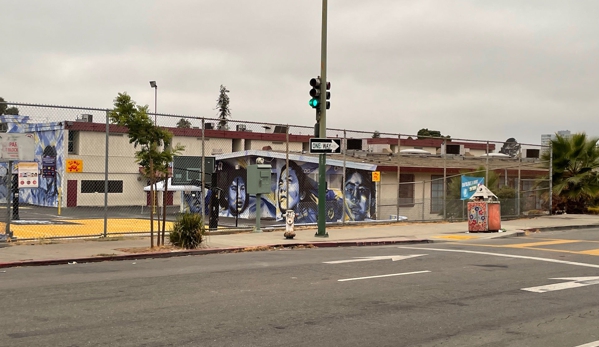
[316,0,328,237]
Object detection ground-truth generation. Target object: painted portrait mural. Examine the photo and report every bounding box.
[0,115,65,207]
[213,155,376,223]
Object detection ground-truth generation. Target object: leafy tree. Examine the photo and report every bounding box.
[372,130,381,138]
[0,97,19,115]
[109,92,184,247]
[215,85,231,130]
[417,128,450,140]
[540,132,599,213]
[177,118,192,128]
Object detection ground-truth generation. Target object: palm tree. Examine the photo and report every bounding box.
[542,133,599,213]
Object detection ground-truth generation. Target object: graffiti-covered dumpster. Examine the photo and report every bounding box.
[467,185,501,232]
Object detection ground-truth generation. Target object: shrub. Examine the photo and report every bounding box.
[169,212,205,249]
[586,207,599,215]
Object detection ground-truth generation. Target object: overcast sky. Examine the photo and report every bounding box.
[3,0,599,146]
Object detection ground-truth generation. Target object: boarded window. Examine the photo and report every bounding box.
[430,175,445,214]
[399,174,415,206]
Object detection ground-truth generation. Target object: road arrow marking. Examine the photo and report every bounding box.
[324,254,426,264]
[338,270,431,282]
[522,276,599,293]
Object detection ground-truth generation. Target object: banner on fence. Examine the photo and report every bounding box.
[461,176,484,200]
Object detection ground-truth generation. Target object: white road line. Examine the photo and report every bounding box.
[397,246,599,269]
[324,254,426,264]
[522,277,599,293]
[338,270,430,282]
[573,340,599,347]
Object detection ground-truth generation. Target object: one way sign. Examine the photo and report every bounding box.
[309,138,341,154]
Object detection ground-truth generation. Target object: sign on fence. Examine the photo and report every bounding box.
[18,162,39,188]
[0,133,35,161]
[461,176,484,200]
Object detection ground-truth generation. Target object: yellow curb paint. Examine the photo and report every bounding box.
[434,235,479,240]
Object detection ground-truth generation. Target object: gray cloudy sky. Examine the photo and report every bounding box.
[3,0,599,145]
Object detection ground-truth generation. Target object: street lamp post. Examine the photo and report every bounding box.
[149,81,158,217]
[149,81,157,125]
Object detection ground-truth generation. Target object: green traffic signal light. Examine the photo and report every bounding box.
[309,98,319,108]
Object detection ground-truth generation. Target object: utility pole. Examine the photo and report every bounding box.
[316,0,329,237]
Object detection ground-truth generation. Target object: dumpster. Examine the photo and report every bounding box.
[467,185,501,232]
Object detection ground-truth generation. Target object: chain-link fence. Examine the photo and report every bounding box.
[0,101,551,240]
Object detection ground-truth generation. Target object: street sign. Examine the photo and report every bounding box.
[309,138,341,154]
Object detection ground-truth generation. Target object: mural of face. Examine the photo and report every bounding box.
[344,172,371,221]
[228,176,247,215]
[278,166,301,212]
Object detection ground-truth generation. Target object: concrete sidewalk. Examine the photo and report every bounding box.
[1,214,598,268]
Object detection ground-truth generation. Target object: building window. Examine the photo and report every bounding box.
[81,180,123,193]
[399,174,414,206]
[0,123,7,132]
[430,175,445,214]
[68,131,79,154]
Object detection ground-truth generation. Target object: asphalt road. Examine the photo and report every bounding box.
[1,228,599,347]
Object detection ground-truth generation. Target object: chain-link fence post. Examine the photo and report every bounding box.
[443,139,447,221]
[103,109,110,238]
[201,118,206,226]
[5,161,12,237]
[342,130,347,224]
[485,141,490,184]
[549,145,553,215]
[396,134,401,220]
[517,147,521,216]
[285,124,290,225]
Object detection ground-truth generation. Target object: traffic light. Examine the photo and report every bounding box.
[309,77,321,108]
[309,77,331,110]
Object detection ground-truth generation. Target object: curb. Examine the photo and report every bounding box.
[490,224,599,239]
[524,224,599,232]
[0,238,434,269]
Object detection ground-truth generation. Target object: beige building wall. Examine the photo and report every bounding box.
[245,140,303,152]
[376,172,444,221]
[174,137,232,156]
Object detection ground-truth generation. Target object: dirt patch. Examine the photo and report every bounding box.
[231,244,317,253]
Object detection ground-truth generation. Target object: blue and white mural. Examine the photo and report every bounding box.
[211,151,377,223]
[0,115,65,207]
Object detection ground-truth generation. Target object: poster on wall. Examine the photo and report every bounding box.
[18,162,39,188]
